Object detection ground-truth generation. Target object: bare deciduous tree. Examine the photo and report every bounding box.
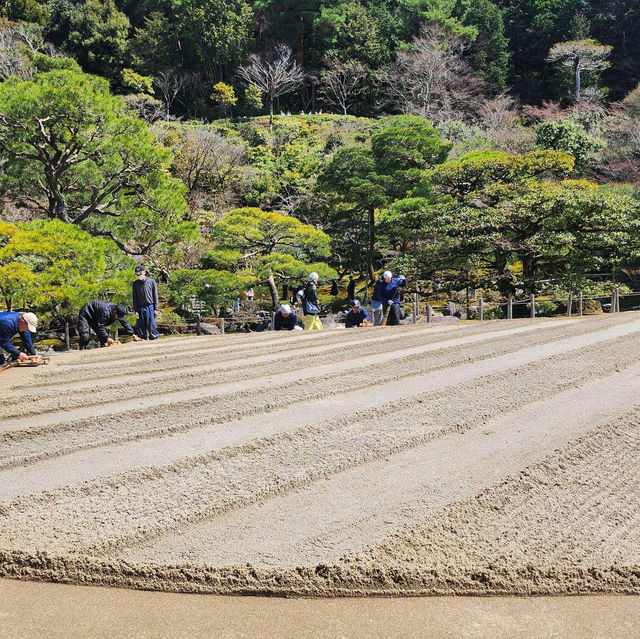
[547,39,612,102]
[478,94,518,130]
[171,127,249,213]
[378,26,486,124]
[0,19,34,80]
[320,59,367,115]
[238,44,305,126]
[153,68,187,120]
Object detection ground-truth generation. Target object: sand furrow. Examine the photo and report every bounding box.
[0,317,629,467]
[0,329,638,560]
[30,323,465,386]
[1,320,582,426]
[10,321,527,397]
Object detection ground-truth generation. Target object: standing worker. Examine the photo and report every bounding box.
[301,272,323,331]
[347,277,356,301]
[374,270,407,326]
[77,301,140,349]
[132,266,160,341]
[0,311,38,365]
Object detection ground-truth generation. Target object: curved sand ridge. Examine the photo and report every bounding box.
[1,314,639,596]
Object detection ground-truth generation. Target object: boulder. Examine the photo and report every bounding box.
[199,322,221,335]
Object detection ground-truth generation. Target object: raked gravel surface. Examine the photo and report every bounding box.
[1,314,639,596]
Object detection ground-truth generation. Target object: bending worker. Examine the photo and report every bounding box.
[345,299,370,328]
[133,266,159,340]
[374,270,407,326]
[77,301,140,349]
[273,304,300,331]
[0,311,38,364]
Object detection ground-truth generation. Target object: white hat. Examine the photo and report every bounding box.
[383,270,393,280]
[22,312,38,333]
[279,304,291,314]
[308,272,319,281]
[351,299,361,307]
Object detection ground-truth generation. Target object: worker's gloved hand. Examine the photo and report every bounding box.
[17,352,29,362]
[105,337,115,347]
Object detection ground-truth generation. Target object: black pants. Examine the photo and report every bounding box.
[384,303,401,326]
[77,313,106,349]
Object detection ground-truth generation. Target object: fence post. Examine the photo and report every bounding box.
[579,291,583,317]
[220,317,225,335]
[567,293,573,318]
[507,295,513,320]
[196,313,201,335]
[530,294,535,319]
[426,303,432,323]
[479,295,483,321]
[611,289,616,314]
[64,320,70,351]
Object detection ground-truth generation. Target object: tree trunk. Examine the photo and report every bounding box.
[366,206,375,297]
[269,98,274,127]
[267,272,280,310]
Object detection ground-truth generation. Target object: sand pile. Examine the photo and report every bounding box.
[1,314,639,595]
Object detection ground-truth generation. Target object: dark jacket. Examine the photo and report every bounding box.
[0,311,35,357]
[132,277,159,310]
[373,277,407,305]
[303,282,319,315]
[345,307,370,328]
[78,301,135,344]
[274,311,298,330]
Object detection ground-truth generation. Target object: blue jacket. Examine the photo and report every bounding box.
[374,277,407,305]
[274,311,298,330]
[0,311,36,357]
[345,307,370,327]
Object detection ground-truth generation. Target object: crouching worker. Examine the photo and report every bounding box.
[133,266,159,340]
[273,304,301,331]
[0,311,38,364]
[77,301,140,349]
[345,299,371,328]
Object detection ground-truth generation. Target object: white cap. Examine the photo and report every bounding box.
[351,299,361,307]
[383,270,392,280]
[279,304,291,314]
[22,312,38,333]
[308,272,319,281]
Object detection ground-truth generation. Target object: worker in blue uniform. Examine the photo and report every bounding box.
[373,271,407,326]
[0,311,38,365]
[344,300,371,328]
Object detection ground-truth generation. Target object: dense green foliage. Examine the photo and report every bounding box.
[0,3,639,320]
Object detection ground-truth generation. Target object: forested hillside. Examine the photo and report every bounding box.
[0,0,639,323]
[2,1,639,115]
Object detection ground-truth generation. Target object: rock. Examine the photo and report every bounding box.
[418,315,461,325]
[199,322,221,335]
